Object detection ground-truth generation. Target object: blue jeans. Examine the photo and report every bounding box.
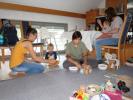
[95,38,118,61]
[11,61,45,75]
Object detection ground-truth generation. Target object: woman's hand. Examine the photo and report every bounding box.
[96,33,112,39]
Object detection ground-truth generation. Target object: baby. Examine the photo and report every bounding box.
[97,19,112,39]
[45,43,59,67]
[102,20,111,33]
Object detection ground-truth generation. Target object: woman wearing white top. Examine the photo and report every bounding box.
[95,7,123,64]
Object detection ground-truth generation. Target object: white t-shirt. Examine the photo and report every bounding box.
[111,16,123,38]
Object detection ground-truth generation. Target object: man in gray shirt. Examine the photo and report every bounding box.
[63,31,89,69]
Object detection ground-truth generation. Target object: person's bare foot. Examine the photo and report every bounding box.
[9,72,26,78]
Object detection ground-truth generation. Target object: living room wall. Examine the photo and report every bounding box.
[0,9,86,31]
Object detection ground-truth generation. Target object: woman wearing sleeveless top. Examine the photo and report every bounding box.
[10,27,56,75]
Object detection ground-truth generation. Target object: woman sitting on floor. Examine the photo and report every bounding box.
[9,27,56,75]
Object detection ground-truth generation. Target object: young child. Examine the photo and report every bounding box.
[96,19,112,39]
[45,43,59,67]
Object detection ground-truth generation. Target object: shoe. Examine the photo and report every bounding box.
[9,71,26,78]
[97,60,103,64]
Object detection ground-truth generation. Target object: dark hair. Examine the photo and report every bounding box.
[25,27,37,38]
[72,31,82,40]
[105,7,117,21]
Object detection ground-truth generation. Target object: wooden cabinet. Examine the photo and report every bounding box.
[86,9,99,25]
[106,0,127,14]
[124,44,133,62]
[106,0,121,8]
[119,44,133,64]
[0,19,2,29]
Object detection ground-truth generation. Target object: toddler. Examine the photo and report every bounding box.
[45,43,59,67]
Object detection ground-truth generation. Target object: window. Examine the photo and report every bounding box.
[31,22,68,51]
[16,24,22,39]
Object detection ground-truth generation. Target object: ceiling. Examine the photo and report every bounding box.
[0,0,105,14]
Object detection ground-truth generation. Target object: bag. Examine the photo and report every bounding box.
[0,34,4,45]
[0,29,4,45]
[0,25,19,45]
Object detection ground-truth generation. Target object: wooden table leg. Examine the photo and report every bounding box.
[40,45,44,57]
[2,48,5,63]
[0,60,1,69]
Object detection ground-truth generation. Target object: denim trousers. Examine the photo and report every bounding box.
[11,61,45,75]
[63,59,90,69]
[95,38,118,61]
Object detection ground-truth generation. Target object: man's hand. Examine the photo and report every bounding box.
[75,62,81,69]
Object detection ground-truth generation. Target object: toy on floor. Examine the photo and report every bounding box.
[117,80,130,93]
[105,80,115,92]
[80,64,92,75]
[70,79,132,100]
[83,64,92,75]
[70,85,89,100]
[104,53,120,69]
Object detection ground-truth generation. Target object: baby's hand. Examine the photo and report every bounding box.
[48,60,59,68]
[48,59,57,64]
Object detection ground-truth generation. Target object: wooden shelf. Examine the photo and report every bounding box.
[106,0,127,14]
[124,44,133,61]
[114,44,133,64]
[86,9,99,25]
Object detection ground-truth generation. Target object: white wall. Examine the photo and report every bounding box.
[0,9,86,31]
[0,0,106,31]
[98,0,105,9]
[0,0,105,14]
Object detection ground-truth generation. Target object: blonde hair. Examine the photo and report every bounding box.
[47,43,54,50]
[48,43,54,47]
